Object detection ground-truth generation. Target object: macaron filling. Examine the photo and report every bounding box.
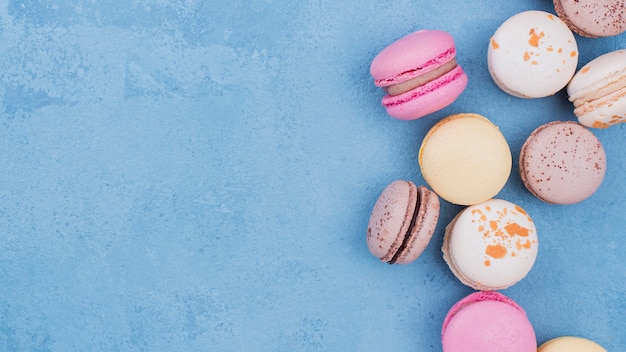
[387,191,422,264]
[384,59,459,96]
[381,65,466,108]
[571,73,626,108]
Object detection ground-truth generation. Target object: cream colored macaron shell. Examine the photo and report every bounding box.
[538,336,606,352]
[442,199,538,291]
[567,49,626,128]
[419,113,511,206]
[488,10,578,98]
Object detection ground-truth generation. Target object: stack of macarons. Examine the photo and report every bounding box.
[364,5,622,351]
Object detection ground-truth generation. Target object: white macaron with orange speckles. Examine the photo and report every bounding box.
[442,199,538,291]
[488,10,578,98]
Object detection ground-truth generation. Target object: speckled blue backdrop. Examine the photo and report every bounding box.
[0,1,624,351]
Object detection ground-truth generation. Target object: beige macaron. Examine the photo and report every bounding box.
[418,113,512,206]
[538,336,606,352]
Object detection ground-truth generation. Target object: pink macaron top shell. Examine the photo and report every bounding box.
[442,291,536,352]
[370,30,457,87]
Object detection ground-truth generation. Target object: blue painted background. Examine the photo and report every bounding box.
[0,1,624,351]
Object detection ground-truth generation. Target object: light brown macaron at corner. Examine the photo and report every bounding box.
[553,0,626,38]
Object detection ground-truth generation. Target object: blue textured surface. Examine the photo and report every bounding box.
[0,1,624,351]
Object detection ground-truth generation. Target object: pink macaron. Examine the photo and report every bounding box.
[366,180,440,264]
[442,291,537,352]
[519,121,606,204]
[370,30,468,120]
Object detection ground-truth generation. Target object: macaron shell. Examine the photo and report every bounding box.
[442,199,538,290]
[568,50,626,101]
[488,10,578,98]
[370,30,457,87]
[519,121,606,204]
[442,291,525,332]
[575,88,626,128]
[367,180,418,263]
[419,113,511,206]
[538,336,607,352]
[382,65,468,120]
[553,0,626,37]
[567,50,626,128]
[394,185,440,264]
[442,291,536,352]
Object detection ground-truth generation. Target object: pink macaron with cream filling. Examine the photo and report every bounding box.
[442,291,537,352]
[370,30,468,120]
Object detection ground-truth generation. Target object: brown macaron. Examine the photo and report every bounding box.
[366,180,440,264]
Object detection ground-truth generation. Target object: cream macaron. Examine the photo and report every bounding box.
[538,336,606,352]
[442,199,538,291]
[419,113,512,206]
[567,49,626,129]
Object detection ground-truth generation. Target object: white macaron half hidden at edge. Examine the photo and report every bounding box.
[567,49,626,129]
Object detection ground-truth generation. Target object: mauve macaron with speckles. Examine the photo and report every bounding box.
[366,180,440,264]
[519,121,606,204]
[553,0,626,38]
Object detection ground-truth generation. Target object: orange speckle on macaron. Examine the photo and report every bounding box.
[491,39,500,49]
[505,223,529,237]
[486,244,507,259]
[484,260,491,266]
[523,52,531,61]
[570,51,577,57]
[547,14,554,20]
[528,29,544,47]
[516,239,532,250]
[592,120,610,128]
[581,67,591,74]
